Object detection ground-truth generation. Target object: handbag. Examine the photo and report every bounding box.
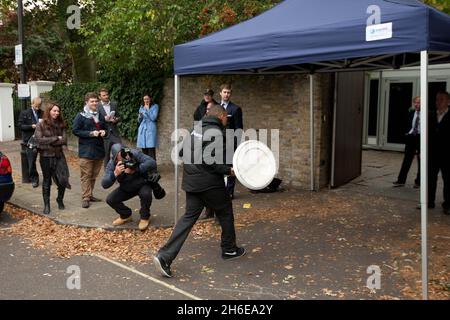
[26,135,38,149]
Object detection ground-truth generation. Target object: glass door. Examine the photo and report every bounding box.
[383,79,417,150]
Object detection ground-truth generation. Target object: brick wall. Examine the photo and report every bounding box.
[156,74,334,189]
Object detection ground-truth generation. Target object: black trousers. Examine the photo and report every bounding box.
[428,156,450,208]
[226,176,236,198]
[158,188,238,264]
[40,156,65,201]
[397,134,420,184]
[26,147,39,183]
[142,148,156,161]
[106,184,152,219]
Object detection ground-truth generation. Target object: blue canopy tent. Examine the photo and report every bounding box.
[172,0,450,299]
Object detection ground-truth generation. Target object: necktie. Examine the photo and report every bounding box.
[412,113,420,135]
[33,110,39,123]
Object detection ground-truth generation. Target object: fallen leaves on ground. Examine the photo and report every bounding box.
[2,203,221,264]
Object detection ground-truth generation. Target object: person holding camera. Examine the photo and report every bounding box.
[102,143,164,231]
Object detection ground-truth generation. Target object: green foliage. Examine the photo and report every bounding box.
[48,68,165,142]
[0,2,73,83]
[81,0,280,73]
[98,67,166,142]
[48,82,104,134]
[424,0,450,14]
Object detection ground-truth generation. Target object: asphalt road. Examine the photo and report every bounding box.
[0,202,408,301]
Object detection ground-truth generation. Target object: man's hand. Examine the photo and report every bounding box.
[91,130,100,137]
[114,161,125,177]
[124,168,136,174]
[99,130,106,137]
[32,124,36,129]
[147,172,161,183]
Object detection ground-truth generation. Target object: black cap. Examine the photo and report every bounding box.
[204,89,214,96]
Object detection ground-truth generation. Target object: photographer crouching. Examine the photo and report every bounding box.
[101,143,165,230]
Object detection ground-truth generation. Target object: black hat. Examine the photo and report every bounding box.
[204,89,214,96]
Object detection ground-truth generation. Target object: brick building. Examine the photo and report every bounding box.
[155,74,334,189]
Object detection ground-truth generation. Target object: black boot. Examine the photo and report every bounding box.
[57,188,65,210]
[43,184,51,215]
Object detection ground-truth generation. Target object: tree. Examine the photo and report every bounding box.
[424,0,450,14]
[0,0,107,83]
[0,2,72,82]
[81,0,281,73]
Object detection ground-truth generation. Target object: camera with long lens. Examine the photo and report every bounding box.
[146,170,166,200]
[120,148,138,169]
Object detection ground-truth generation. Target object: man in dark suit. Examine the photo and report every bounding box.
[193,89,217,121]
[18,97,42,187]
[97,88,122,167]
[393,96,421,188]
[428,91,450,215]
[219,84,243,199]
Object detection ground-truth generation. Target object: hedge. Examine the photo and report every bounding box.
[48,69,165,142]
[48,82,105,135]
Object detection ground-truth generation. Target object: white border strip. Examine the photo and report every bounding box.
[93,254,202,300]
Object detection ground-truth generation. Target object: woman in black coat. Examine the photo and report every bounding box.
[35,102,71,214]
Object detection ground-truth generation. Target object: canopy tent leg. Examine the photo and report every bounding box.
[174,75,180,224]
[310,74,315,191]
[420,50,429,300]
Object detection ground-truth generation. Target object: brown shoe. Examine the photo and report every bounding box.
[82,200,90,208]
[138,219,150,231]
[113,216,133,226]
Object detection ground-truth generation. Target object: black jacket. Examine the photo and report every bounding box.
[223,101,243,130]
[181,116,231,193]
[72,111,106,160]
[429,110,450,161]
[102,145,157,193]
[18,108,41,143]
[193,99,218,121]
[97,100,121,142]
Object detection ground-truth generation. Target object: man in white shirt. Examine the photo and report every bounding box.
[393,96,421,188]
[219,84,243,200]
[97,88,122,167]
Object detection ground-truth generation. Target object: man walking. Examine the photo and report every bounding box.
[18,97,42,187]
[428,91,450,215]
[219,84,243,199]
[97,88,122,167]
[153,105,245,278]
[393,96,421,188]
[72,92,106,208]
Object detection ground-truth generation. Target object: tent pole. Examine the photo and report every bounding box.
[174,75,180,224]
[310,74,315,191]
[420,50,429,300]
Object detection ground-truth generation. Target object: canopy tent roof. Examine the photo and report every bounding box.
[174,0,450,75]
